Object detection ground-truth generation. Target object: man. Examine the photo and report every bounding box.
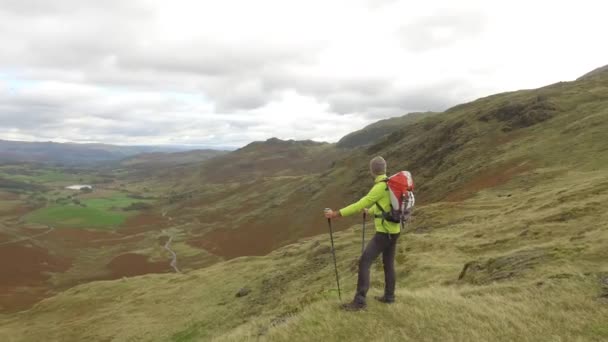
[324,156,401,311]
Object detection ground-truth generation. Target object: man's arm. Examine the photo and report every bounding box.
[367,205,376,216]
[339,183,384,217]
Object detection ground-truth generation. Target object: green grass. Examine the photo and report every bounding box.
[81,194,150,210]
[2,168,607,341]
[23,193,153,229]
[25,205,126,228]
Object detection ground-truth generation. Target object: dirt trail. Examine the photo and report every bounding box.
[164,235,180,273]
[0,225,55,246]
[163,212,180,273]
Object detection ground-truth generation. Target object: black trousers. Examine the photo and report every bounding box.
[354,232,400,304]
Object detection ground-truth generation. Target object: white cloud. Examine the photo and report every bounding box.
[0,0,607,147]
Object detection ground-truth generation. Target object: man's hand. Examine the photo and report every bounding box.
[324,208,340,219]
[363,208,369,217]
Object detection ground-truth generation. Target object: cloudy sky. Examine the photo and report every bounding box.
[0,0,606,148]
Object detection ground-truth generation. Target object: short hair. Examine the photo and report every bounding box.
[369,156,387,176]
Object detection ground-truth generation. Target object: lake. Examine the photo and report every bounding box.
[65,184,93,190]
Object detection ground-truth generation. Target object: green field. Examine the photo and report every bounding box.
[26,205,126,228]
[24,194,152,229]
[81,194,151,210]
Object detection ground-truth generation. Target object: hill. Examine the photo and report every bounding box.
[151,62,608,263]
[144,137,349,258]
[336,112,437,148]
[578,64,608,80]
[0,140,206,165]
[1,65,608,340]
[197,138,341,182]
[120,150,228,169]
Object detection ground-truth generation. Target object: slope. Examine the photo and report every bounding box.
[1,166,607,341]
[138,137,351,259]
[120,150,228,169]
[336,111,437,148]
[129,64,608,262]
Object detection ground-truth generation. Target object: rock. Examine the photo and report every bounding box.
[311,245,331,257]
[235,287,251,298]
[458,261,475,280]
[457,248,549,284]
[413,226,432,234]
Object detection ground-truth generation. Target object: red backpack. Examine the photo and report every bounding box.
[375,171,415,227]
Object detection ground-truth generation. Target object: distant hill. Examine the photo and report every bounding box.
[120,149,228,168]
[196,137,343,183]
[0,140,213,165]
[577,64,608,80]
[336,112,437,148]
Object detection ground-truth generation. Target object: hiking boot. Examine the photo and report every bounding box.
[341,301,367,311]
[374,295,395,304]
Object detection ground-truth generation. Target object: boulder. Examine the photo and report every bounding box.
[236,287,251,298]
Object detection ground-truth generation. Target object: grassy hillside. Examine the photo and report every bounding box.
[120,150,228,169]
[1,167,607,341]
[135,137,351,258]
[198,138,340,182]
[336,111,437,148]
[145,64,608,263]
[1,65,607,341]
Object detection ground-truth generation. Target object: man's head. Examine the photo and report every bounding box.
[369,156,387,176]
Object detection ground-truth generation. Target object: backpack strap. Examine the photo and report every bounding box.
[373,178,395,236]
[374,201,392,237]
[374,179,390,213]
[374,202,386,217]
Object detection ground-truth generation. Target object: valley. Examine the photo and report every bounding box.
[0,163,216,313]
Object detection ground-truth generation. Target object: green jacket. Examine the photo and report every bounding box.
[339,174,400,234]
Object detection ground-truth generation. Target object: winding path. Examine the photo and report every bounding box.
[162,212,180,273]
[164,235,180,273]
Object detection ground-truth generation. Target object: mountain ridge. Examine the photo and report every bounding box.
[577,64,608,80]
[336,111,438,148]
[0,139,223,165]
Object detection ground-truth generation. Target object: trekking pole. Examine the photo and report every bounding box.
[361,211,366,255]
[324,209,342,301]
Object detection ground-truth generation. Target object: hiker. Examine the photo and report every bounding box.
[324,156,404,311]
